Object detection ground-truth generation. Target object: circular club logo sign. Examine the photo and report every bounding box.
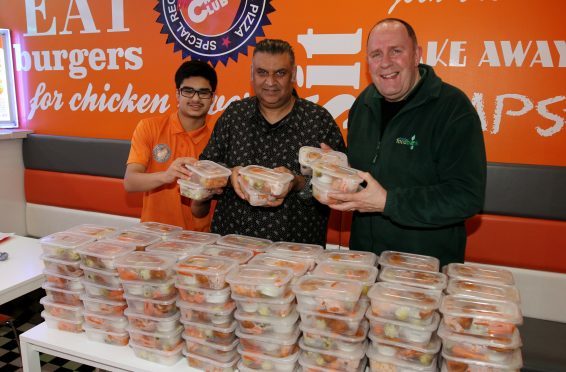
[155,0,274,66]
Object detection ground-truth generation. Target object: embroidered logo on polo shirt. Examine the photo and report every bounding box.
[153,144,171,163]
[396,134,418,150]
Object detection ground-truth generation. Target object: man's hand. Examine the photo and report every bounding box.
[262,166,302,207]
[230,166,247,200]
[162,157,197,184]
[327,172,387,213]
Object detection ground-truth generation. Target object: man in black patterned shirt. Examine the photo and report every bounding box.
[192,39,345,246]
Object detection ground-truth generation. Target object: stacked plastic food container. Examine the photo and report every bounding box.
[439,263,523,371]
[268,241,324,272]
[238,165,294,206]
[175,254,240,370]
[115,251,182,365]
[216,234,273,257]
[298,146,348,176]
[310,162,364,205]
[179,160,232,201]
[366,251,445,371]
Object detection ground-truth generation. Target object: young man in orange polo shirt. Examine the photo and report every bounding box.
[124,61,217,231]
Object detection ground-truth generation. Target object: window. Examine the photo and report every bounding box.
[0,29,18,128]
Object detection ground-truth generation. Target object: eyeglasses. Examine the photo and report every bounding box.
[178,87,214,99]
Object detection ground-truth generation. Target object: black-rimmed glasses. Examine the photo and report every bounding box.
[178,87,214,99]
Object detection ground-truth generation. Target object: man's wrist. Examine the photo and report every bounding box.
[297,175,313,199]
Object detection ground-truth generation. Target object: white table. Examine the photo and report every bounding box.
[20,323,199,372]
[0,235,44,305]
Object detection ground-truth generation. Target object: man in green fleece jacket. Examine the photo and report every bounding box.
[328,18,487,267]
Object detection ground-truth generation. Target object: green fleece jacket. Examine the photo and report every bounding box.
[347,64,486,267]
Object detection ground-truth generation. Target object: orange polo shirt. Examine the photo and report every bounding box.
[127,112,212,231]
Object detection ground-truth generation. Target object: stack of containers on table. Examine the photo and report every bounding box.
[39,230,96,333]
[292,249,377,372]
[175,254,241,370]
[226,263,299,371]
[114,250,182,365]
[366,251,445,372]
[439,263,523,371]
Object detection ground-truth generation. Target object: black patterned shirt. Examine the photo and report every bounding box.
[200,96,346,246]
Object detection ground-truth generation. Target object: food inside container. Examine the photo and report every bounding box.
[184,346,240,371]
[216,234,272,255]
[81,265,121,287]
[299,337,367,371]
[42,282,82,306]
[80,293,127,316]
[368,332,441,367]
[42,254,83,277]
[175,255,238,289]
[178,179,215,201]
[40,296,83,321]
[226,264,294,299]
[239,178,277,206]
[76,240,136,271]
[183,333,239,363]
[445,279,521,304]
[379,266,447,292]
[199,244,254,264]
[145,240,202,260]
[378,251,440,273]
[181,319,238,346]
[81,279,124,301]
[248,253,309,283]
[299,146,348,175]
[43,269,84,291]
[234,308,299,336]
[83,310,128,332]
[239,165,294,196]
[40,231,95,261]
[65,223,117,240]
[441,346,523,372]
[238,344,299,372]
[299,353,368,372]
[176,282,231,305]
[130,221,182,239]
[124,293,178,318]
[293,275,363,315]
[186,160,231,188]
[237,326,300,358]
[115,251,177,283]
[232,291,296,318]
[313,261,378,296]
[166,230,220,246]
[444,263,515,286]
[311,177,341,204]
[104,229,161,251]
[311,161,363,192]
[177,299,236,327]
[121,277,176,299]
[41,310,83,333]
[317,249,377,267]
[124,308,180,333]
[366,308,440,346]
[130,341,183,366]
[296,300,368,337]
[83,324,129,346]
[268,241,323,270]
[366,343,438,372]
[300,319,368,353]
[128,324,183,351]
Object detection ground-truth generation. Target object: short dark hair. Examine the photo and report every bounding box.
[253,39,295,66]
[174,60,218,91]
[370,18,418,48]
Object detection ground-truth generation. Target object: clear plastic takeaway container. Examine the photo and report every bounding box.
[232,291,296,318]
[237,326,300,358]
[239,178,276,206]
[368,332,441,369]
[176,282,232,305]
[366,343,438,372]
[437,322,522,366]
[317,249,378,267]
[121,277,176,300]
[166,230,220,246]
[444,263,515,286]
[83,309,128,332]
[130,221,182,240]
[248,254,309,284]
[293,275,363,315]
[299,353,367,372]
[378,251,440,273]
[216,234,273,256]
[128,324,183,351]
[440,295,523,341]
[41,310,83,333]
[366,307,440,346]
[296,300,368,336]
[145,239,202,261]
[65,223,117,240]
[312,177,343,204]
[234,308,299,337]
[238,344,299,372]
[104,229,161,251]
[175,255,238,289]
[40,231,95,261]
[379,266,447,292]
[181,318,238,346]
[367,282,442,326]
[299,337,368,371]
[298,146,348,176]
[43,269,84,291]
[42,282,82,306]
[313,261,378,296]
[81,265,121,287]
[177,299,236,327]
[199,244,254,264]
[130,341,183,366]
[124,293,178,318]
[42,254,83,277]
[183,333,239,363]
[268,241,323,271]
[300,319,368,353]
[184,347,240,372]
[76,240,136,271]
[445,279,521,304]
[115,251,177,283]
[81,279,124,301]
[186,159,231,188]
[124,307,180,333]
[80,293,127,316]
[441,348,523,372]
[83,323,129,346]
[226,264,294,299]
[177,179,215,201]
[238,165,295,196]
[40,296,83,321]
[311,161,363,192]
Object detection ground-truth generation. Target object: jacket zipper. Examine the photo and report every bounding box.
[371,141,381,164]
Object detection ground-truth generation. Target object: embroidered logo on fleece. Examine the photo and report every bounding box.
[396,134,418,150]
[153,144,171,163]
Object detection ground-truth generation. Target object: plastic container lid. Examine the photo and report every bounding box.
[131,340,183,358]
[369,331,442,356]
[237,343,300,365]
[299,318,369,343]
[440,295,523,325]
[444,263,515,286]
[366,307,441,334]
[317,249,378,267]
[248,253,309,278]
[216,234,272,254]
[313,261,378,287]
[180,318,238,334]
[299,146,348,168]
[199,244,254,264]
[76,240,136,261]
[124,307,181,323]
[104,229,161,248]
[297,300,368,323]
[299,337,367,361]
[235,308,299,327]
[40,231,95,250]
[236,324,301,345]
[175,255,238,279]
[367,282,442,311]
[378,251,440,273]
[145,240,202,260]
[40,296,84,315]
[182,332,239,352]
[127,324,183,339]
[80,292,127,308]
[185,160,231,181]
[379,266,447,291]
[437,322,522,349]
[184,346,240,370]
[115,251,177,272]
[65,224,117,240]
[238,165,294,191]
[177,179,215,201]
[166,230,220,246]
[176,299,236,316]
[311,161,363,184]
[293,275,363,303]
[231,290,295,305]
[441,347,523,370]
[445,279,521,304]
[366,344,438,372]
[40,310,83,326]
[226,264,294,290]
[130,221,182,238]
[268,241,323,266]
[41,254,83,276]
